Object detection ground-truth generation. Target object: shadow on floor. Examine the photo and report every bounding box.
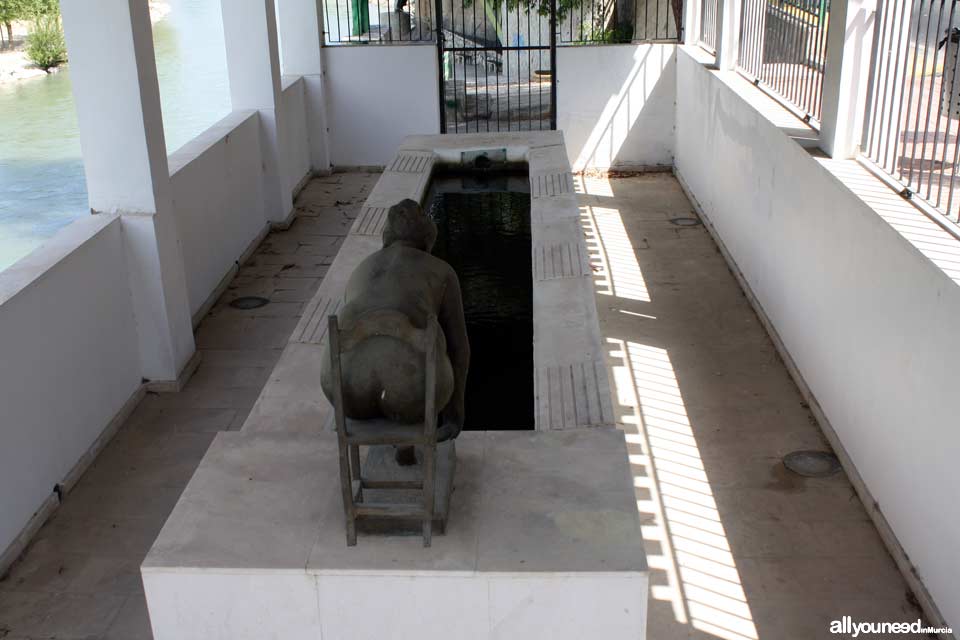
[576,173,930,640]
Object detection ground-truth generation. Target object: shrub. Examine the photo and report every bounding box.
[26,14,66,72]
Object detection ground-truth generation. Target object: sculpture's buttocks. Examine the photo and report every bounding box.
[320,199,470,441]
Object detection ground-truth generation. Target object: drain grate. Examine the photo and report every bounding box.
[229,296,270,310]
[669,216,702,227]
[783,450,841,478]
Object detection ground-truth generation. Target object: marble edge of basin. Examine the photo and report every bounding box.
[245,131,614,433]
[141,428,648,577]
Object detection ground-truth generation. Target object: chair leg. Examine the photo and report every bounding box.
[349,445,362,502]
[422,444,435,548]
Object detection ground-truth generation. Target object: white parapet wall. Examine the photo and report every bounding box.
[169,111,270,318]
[324,45,441,167]
[0,215,143,568]
[0,90,319,570]
[281,75,313,193]
[557,43,676,172]
[674,46,960,630]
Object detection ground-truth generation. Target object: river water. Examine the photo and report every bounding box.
[0,0,231,272]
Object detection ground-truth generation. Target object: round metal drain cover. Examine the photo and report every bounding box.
[229,296,270,310]
[669,216,702,227]
[783,450,841,477]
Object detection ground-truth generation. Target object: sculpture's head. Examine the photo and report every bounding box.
[382,199,438,252]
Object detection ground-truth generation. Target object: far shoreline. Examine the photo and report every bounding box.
[0,1,171,87]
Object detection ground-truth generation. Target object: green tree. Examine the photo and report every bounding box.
[25,12,65,71]
[0,0,21,46]
[0,0,56,47]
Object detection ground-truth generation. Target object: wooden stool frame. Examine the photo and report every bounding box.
[327,314,440,547]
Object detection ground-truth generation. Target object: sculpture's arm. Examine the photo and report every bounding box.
[438,268,470,438]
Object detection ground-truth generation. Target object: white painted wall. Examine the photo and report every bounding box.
[324,45,440,167]
[169,111,268,316]
[674,47,960,630]
[281,76,313,195]
[557,44,676,172]
[0,215,141,558]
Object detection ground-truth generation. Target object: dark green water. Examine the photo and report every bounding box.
[426,173,534,430]
[0,0,231,271]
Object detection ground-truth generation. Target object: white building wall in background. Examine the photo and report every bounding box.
[557,44,676,172]
[325,45,440,167]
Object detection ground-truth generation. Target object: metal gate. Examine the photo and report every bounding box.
[435,0,557,132]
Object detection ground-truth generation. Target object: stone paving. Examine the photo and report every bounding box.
[0,171,929,640]
[576,173,929,640]
[0,172,378,640]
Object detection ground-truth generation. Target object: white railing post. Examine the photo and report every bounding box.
[221,0,293,225]
[276,0,331,172]
[819,0,879,158]
[61,0,196,388]
[684,0,701,46]
[717,0,741,71]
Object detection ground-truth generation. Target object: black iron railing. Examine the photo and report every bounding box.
[322,0,683,45]
[322,0,436,44]
[863,0,960,225]
[557,0,682,43]
[699,0,719,52]
[736,0,831,123]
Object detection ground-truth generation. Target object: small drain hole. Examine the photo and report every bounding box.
[783,450,841,477]
[229,296,270,310]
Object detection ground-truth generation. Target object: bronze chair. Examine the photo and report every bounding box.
[326,314,441,547]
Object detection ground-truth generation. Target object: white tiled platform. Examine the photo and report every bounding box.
[141,429,648,640]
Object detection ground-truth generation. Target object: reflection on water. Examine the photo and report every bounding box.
[426,172,534,430]
[0,0,230,272]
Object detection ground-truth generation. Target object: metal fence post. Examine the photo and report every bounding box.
[820,0,878,158]
[717,0,740,71]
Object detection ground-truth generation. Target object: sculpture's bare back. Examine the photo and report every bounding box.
[320,199,470,441]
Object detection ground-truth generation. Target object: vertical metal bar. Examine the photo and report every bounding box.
[420,316,439,548]
[869,0,896,159]
[436,0,447,132]
[806,0,827,119]
[527,6,533,129]
[945,94,960,218]
[782,3,802,108]
[506,10,512,131]
[516,1,522,130]
[334,0,342,42]
[927,0,956,202]
[914,0,946,193]
[904,0,932,184]
[472,0,479,133]
[551,0,558,129]
[861,0,886,155]
[935,6,960,208]
[895,0,925,180]
[328,316,357,547]
[799,4,814,116]
[880,0,911,173]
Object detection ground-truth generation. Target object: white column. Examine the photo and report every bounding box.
[717,0,741,71]
[276,0,331,172]
[819,0,879,158]
[61,0,196,387]
[221,0,294,224]
[683,0,700,46]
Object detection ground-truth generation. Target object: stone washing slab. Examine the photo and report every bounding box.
[142,429,648,640]
[246,132,613,433]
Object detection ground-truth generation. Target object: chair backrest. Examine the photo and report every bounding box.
[327,312,441,439]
